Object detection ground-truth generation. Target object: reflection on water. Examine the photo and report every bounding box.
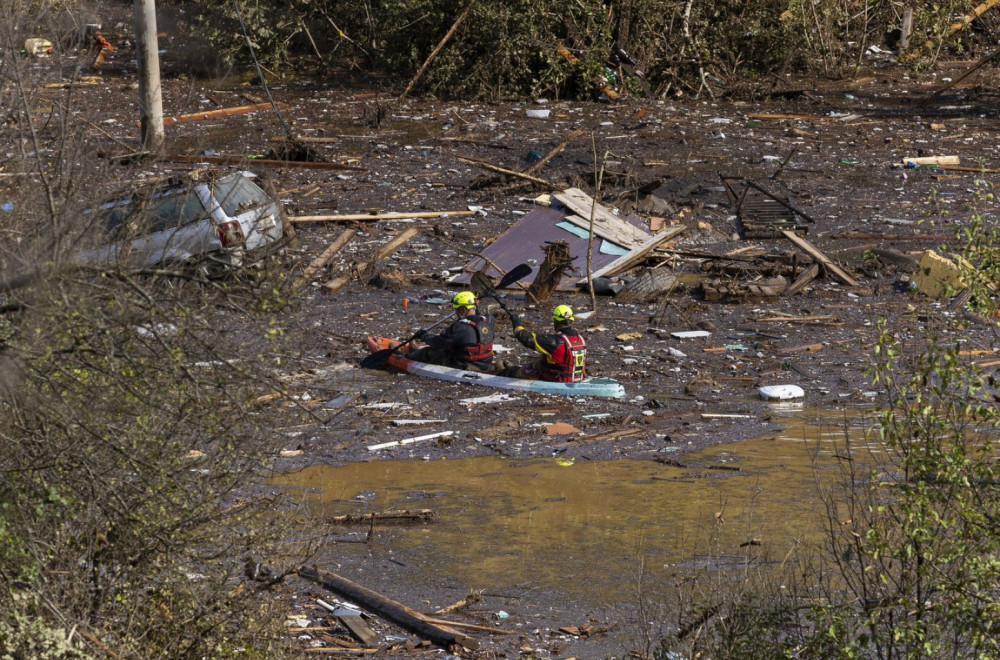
[276,405,878,604]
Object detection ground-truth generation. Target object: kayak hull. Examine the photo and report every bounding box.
[366,336,626,399]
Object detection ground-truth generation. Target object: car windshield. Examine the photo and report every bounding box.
[212,175,270,216]
[145,189,208,231]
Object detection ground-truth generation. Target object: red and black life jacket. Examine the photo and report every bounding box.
[540,332,587,383]
[452,314,495,363]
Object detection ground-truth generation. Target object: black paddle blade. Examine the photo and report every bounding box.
[496,263,532,289]
[359,347,397,369]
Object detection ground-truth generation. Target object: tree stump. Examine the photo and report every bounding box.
[527,240,576,304]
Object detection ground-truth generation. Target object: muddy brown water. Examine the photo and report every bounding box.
[276,403,879,607]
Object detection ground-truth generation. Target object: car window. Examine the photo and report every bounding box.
[211,175,270,217]
[145,190,207,232]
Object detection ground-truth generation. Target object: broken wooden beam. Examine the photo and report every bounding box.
[297,565,479,651]
[783,263,820,296]
[780,230,859,286]
[291,211,475,223]
[553,188,650,249]
[160,102,284,126]
[165,153,365,171]
[293,228,358,289]
[372,227,421,262]
[577,225,685,285]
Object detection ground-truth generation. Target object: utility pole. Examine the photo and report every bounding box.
[134,0,164,154]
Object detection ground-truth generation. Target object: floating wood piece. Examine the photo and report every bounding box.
[780,230,858,286]
[756,314,840,324]
[297,566,479,651]
[422,618,515,635]
[321,275,351,294]
[368,431,454,451]
[338,611,380,647]
[553,188,650,249]
[901,155,959,166]
[433,591,483,615]
[166,154,365,171]
[293,229,358,289]
[777,343,825,355]
[292,211,474,223]
[783,263,820,296]
[328,509,438,525]
[373,227,421,262]
[160,102,284,126]
[456,156,555,187]
[577,225,685,285]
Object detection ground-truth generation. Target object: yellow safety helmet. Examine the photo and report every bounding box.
[451,291,477,309]
[552,304,574,323]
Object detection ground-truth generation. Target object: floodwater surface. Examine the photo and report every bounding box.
[277,403,878,605]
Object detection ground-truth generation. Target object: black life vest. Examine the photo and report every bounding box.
[540,332,587,382]
[452,314,495,363]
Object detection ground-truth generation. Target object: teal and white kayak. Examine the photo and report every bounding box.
[366,336,626,399]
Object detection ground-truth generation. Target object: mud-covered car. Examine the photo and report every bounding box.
[74,171,287,272]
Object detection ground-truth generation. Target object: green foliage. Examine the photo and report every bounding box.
[0,599,91,660]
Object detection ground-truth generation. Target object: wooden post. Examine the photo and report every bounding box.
[900,8,913,51]
[134,0,164,154]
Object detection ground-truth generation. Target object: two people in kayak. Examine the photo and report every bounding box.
[407,291,587,383]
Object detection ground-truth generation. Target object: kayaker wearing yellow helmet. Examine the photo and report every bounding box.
[407,291,497,372]
[498,304,587,382]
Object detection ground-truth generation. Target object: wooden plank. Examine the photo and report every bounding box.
[291,211,475,223]
[321,275,351,294]
[553,188,650,248]
[783,263,820,296]
[297,566,479,651]
[373,227,421,261]
[576,225,685,285]
[293,228,357,289]
[338,612,379,647]
[160,102,282,126]
[780,230,859,286]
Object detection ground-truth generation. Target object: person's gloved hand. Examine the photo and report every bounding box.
[414,329,429,340]
[510,314,522,329]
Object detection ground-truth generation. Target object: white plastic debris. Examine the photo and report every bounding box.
[671,330,711,339]
[759,384,805,401]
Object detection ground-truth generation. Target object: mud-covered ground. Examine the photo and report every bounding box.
[9,29,1000,657]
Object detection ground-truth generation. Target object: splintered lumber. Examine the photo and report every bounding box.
[166,154,365,171]
[433,591,483,615]
[297,566,479,651]
[373,227,421,262]
[160,102,281,125]
[291,211,475,223]
[528,239,574,304]
[293,228,358,289]
[783,263,820,296]
[328,509,438,525]
[577,225,685,285]
[780,230,858,286]
[553,188,650,249]
[756,314,840,324]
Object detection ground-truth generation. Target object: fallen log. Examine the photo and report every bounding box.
[327,509,438,525]
[297,565,479,651]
